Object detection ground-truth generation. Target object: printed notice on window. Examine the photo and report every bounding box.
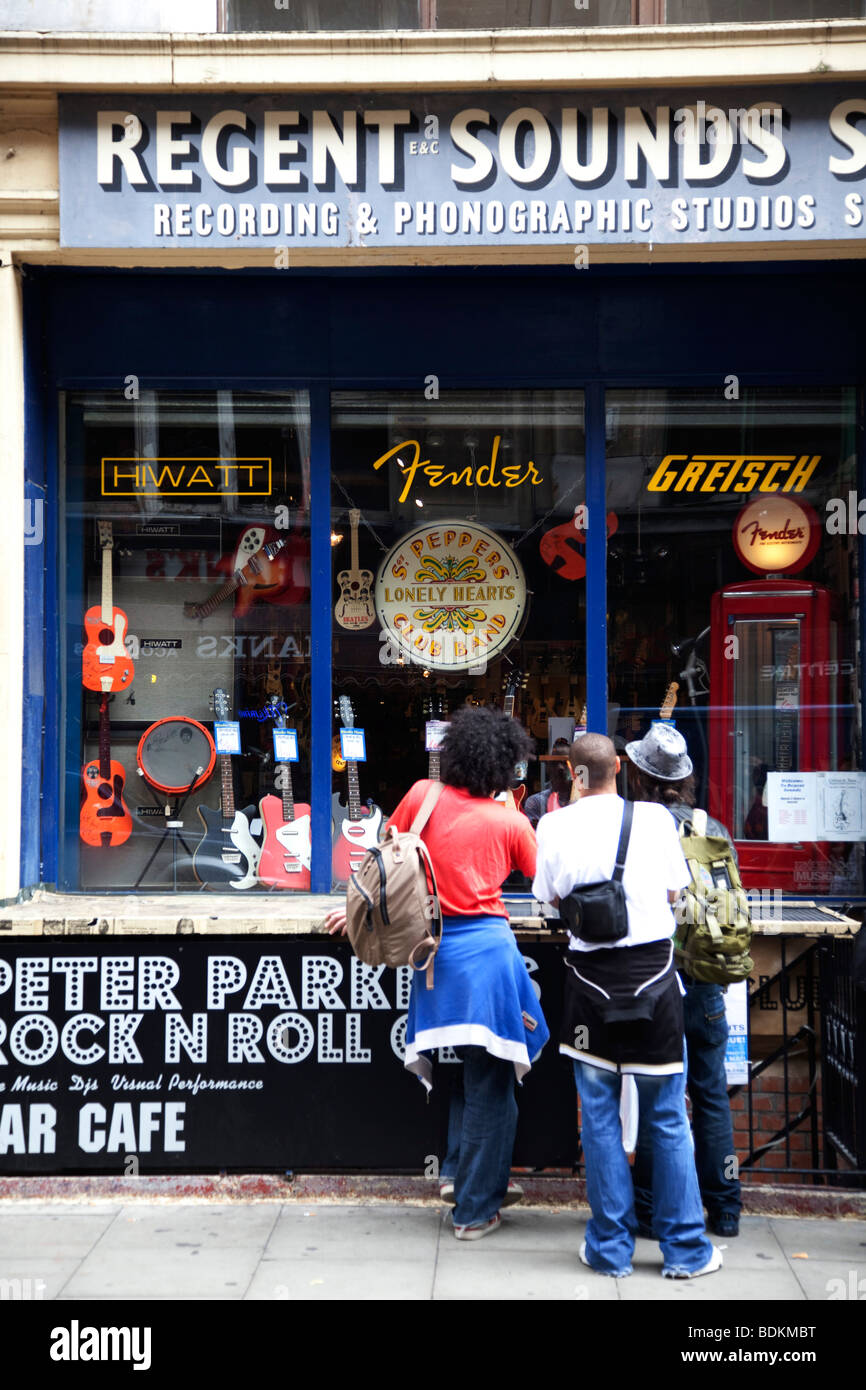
[768,771,866,841]
[817,772,866,841]
[767,773,817,842]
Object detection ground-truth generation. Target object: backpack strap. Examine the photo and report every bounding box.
[612,800,634,884]
[410,779,446,836]
[677,808,708,839]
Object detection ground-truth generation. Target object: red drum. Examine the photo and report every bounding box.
[137,717,216,794]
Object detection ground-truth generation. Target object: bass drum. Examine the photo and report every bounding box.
[137,717,216,794]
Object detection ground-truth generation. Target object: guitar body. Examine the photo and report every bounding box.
[334,571,375,630]
[231,526,310,617]
[334,509,375,630]
[192,805,260,890]
[82,605,134,693]
[331,794,384,881]
[258,795,312,890]
[80,756,133,847]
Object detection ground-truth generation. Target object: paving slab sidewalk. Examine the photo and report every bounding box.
[1,1201,864,1301]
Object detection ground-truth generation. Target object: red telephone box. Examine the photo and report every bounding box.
[708,579,834,892]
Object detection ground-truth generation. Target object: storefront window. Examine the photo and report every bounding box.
[225,0,632,29]
[664,1,863,21]
[605,388,861,896]
[62,391,311,892]
[330,389,585,888]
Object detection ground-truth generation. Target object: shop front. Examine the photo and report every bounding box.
[2,77,865,1175]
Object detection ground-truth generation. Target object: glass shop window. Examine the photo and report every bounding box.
[330,390,585,889]
[62,391,311,893]
[664,2,863,23]
[605,388,862,898]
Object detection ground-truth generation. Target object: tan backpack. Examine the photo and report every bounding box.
[345,781,445,990]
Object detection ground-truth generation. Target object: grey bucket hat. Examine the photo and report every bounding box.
[625,722,693,781]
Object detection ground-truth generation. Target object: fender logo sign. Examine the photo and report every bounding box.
[647,453,820,494]
[101,457,272,497]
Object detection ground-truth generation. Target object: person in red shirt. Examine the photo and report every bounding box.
[327,705,549,1241]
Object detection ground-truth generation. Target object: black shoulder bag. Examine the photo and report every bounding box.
[559,801,634,945]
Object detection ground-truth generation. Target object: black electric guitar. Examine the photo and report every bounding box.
[500,667,529,811]
[423,692,449,781]
[192,688,261,890]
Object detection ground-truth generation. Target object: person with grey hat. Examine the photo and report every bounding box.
[626,722,742,1240]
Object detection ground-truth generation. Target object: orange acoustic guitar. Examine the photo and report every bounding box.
[82,521,135,694]
[80,694,133,847]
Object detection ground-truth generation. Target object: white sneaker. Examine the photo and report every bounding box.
[453,1213,501,1241]
[662,1245,724,1279]
[580,1239,632,1279]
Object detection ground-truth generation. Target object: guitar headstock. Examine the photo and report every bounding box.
[659,682,679,722]
[501,668,528,700]
[337,694,355,729]
[211,687,231,721]
[97,520,114,551]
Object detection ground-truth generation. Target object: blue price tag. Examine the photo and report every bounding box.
[213,720,241,755]
[273,727,299,763]
[340,728,366,762]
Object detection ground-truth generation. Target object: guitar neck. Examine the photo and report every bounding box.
[281,762,295,823]
[346,760,362,821]
[503,696,515,719]
[195,571,243,620]
[349,509,360,572]
[98,696,111,780]
[428,749,441,782]
[219,753,236,825]
[100,546,113,625]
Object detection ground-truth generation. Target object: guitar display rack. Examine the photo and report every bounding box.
[132,769,210,891]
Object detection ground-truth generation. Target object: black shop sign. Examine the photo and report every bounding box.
[0,939,576,1175]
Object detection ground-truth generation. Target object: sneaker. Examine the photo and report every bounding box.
[662,1245,724,1279]
[440,1180,523,1208]
[709,1214,740,1238]
[453,1212,501,1241]
[580,1239,632,1279]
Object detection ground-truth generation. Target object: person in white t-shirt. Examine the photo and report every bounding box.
[533,732,721,1281]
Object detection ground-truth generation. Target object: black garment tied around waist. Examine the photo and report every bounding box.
[560,938,684,1072]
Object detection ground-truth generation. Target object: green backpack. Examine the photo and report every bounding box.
[673,810,754,987]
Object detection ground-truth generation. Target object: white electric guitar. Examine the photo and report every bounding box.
[192,689,262,891]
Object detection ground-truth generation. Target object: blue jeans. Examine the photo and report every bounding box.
[633,982,741,1229]
[441,1046,517,1228]
[574,1059,713,1276]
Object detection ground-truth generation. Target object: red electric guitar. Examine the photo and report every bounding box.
[80,694,133,847]
[331,695,384,883]
[184,532,293,621]
[82,522,135,694]
[258,707,312,891]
